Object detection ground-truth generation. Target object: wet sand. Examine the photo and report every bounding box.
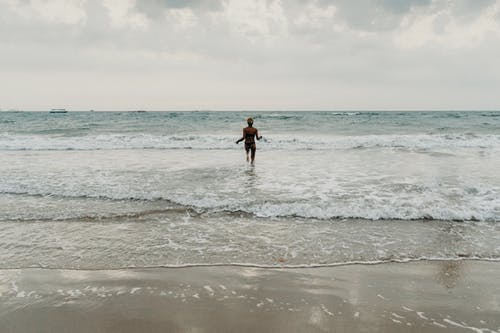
[1,261,499,332]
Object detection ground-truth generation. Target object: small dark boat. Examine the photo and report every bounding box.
[50,109,67,113]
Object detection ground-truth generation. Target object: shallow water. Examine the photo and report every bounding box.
[1,111,499,268]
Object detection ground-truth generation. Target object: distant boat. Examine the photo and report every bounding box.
[50,109,67,113]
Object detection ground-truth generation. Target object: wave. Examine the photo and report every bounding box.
[1,132,499,151]
[0,208,197,223]
[4,257,500,271]
[1,190,499,222]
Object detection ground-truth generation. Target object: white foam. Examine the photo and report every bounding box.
[417,312,429,320]
[203,285,214,295]
[392,313,405,319]
[320,304,335,316]
[433,322,447,328]
[1,132,499,151]
[442,319,491,333]
[130,287,141,294]
[2,146,499,222]
[2,131,500,222]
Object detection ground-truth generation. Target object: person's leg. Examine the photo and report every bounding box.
[250,146,256,164]
[245,146,250,162]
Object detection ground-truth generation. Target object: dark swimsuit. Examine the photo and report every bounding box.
[244,131,256,151]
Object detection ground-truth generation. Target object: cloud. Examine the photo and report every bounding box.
[0,0,500,110]
[395,0,500,49]
[309,0,432,31]
[134,0,224,18]
[139,0,224,9]
[294,0,498,33]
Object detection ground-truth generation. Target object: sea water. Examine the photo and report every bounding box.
[1,111,500,269]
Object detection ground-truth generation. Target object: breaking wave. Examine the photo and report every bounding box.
[1,132,499,151]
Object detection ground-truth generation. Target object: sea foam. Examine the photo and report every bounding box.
[0,133,499,151]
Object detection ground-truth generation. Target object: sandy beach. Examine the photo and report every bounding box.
[1,260,499,332]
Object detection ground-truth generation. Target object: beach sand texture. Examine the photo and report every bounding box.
[1,261,499,333]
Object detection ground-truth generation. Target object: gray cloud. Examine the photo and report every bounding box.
[447,0,497,22]
[134,0,225,18]
[310,0,497,31]
[137,0,223,8]
[376,0,432,13]
[450,0,497,13]
[0,0,499,110]
[311,0,431,31]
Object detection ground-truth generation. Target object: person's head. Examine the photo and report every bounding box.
[247,117,254,126]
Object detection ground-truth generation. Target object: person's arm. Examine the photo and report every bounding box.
[256,129,262,140]
[236,128,245,144]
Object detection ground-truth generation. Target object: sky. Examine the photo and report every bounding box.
[1,0,500,111]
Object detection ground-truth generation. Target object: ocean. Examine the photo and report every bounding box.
[1,111,500,269]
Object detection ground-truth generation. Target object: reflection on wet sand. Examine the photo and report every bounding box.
[1,261,499,333]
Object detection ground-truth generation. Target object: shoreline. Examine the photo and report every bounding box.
[2,256,500,271]
[1,260,499,332]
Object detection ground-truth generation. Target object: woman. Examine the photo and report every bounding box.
[236,117,262,164]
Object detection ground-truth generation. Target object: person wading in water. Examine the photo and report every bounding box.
[236,117,262,164]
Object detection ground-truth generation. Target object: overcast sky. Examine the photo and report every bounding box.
[1,0,500,111]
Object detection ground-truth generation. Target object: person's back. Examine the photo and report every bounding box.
[236,118,262,164]
[244,127,258,143]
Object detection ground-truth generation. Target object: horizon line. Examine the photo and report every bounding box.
[1,109,500,112]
